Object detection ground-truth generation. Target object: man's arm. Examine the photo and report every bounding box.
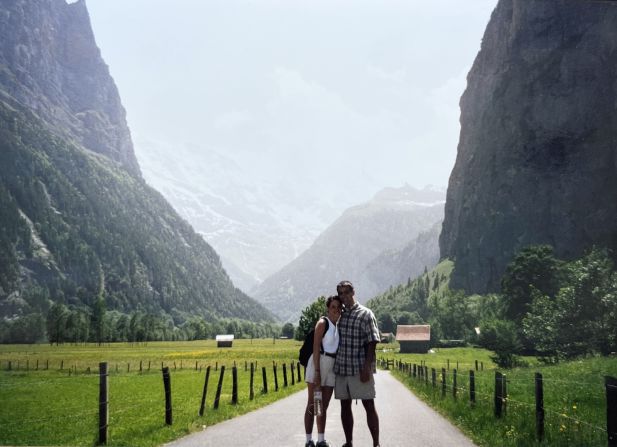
[360,341,376,382]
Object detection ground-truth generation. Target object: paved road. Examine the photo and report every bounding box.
[164,370,477,447]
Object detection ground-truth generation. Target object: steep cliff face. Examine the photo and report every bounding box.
[0,0,140,175]
[440,0,617,293]
[0,0,275,325]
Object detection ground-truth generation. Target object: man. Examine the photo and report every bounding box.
[333,280,381,447]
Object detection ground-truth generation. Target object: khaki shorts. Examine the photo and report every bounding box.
[335,373,376,400]
[305,354,336,387]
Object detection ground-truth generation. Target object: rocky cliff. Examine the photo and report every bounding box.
[0,0,140,175]
[440,0,617,293]
[0,0,275,326]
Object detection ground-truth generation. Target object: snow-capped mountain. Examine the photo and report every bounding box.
[133,136,338,292]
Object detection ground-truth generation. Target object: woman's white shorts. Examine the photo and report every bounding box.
[305,353,336,387]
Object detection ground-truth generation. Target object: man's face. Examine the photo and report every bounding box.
[337,286,354,307]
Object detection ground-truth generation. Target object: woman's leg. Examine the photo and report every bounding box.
[304,382,315,435]
[316,385,334,434]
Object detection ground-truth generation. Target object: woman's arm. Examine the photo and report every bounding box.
[312,318,326,384]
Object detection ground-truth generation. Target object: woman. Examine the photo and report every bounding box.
[303,295,342,447]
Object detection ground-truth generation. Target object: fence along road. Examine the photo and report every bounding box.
[165,370,477,447]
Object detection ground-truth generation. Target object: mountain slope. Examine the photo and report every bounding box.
[252,185,444,321]
[0,101,274,323]
[0,0,274,324]
[440,0,617,293]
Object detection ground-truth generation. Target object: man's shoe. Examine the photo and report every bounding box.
[315,442,330,447]
[305,441,315,447]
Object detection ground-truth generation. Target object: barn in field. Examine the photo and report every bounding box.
[396,325,430,353]
[216,334,234,348]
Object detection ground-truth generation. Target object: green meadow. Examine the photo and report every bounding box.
[378,347,617,447]
[0,339,306,446]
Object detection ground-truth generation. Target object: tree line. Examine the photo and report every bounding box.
[368,246,617,366]
[0,302,283,344]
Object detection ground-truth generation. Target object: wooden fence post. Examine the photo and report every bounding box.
[199,366,211,416]
[502,373,508,415]
[140,360,142,373]
[250,363,255,400]
[475,360,478,371]
[494,371,503,418]
[606,376,617,447]
[441,368,446,397]
[262,366,268,393]
[214,366,225,409]
[432,368,436,388]
[469,370,475,404]
[99,362,108,445]
[274,363,279,391]
[453,369,457,399]
[232,366,238,404]
[413,364,417,378]
[162,367,172,425]
[291,362,295,385]
[281,363,287,387]
[297,362,301,383]
[535,372,544,442]
[425,366,428,384]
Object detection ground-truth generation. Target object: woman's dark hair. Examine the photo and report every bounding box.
[326,295,341,308]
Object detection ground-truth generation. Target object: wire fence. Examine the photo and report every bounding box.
[380,357,616,446]
[0,359,306,445]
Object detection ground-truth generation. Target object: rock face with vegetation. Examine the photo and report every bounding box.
[0,0,274,338]
[440,0,617,294]
[0,0,140,176]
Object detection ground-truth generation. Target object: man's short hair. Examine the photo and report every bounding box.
[336,280,354,293]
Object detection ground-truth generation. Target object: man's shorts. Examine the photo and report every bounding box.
[334,373,376,400]
[305,354,336,387]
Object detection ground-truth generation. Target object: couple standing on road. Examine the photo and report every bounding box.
[303,280,381,447]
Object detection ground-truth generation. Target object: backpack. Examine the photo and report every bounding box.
[298,317,329,367]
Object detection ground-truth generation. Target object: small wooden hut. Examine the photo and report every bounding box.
[216,334,234,348]
[396,325,430,353]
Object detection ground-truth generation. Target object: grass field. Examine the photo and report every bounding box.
[378,347,617,447]
[0,339,306,446]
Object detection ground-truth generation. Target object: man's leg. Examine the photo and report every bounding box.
[340,398,353,445]
[362,399,379,447]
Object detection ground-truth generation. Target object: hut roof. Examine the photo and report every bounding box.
[395,325,430,342]
[215,334,234,342]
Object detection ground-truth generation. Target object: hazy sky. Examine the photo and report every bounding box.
[86,0,497,209]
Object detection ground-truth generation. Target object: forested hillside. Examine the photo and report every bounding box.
[0,100,274,342]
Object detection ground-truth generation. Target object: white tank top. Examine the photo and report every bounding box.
[321,316,339,354]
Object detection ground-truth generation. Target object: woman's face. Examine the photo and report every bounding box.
[328,299,342,322]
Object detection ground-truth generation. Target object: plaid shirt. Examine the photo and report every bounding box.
[334,302,380,376]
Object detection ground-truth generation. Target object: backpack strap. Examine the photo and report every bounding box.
[319,316,329,354]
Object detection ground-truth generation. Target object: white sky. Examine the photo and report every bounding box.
[86,0,497,209]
